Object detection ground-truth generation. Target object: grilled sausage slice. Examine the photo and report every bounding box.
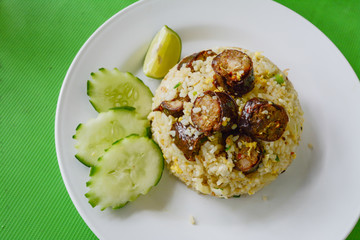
[212,49,254,96]
[193,49,216,62]
[177,50,216,72]
[177,53,197,71]
[191,91,238,134]
[227,135,263,174]
[173,122,206,161]
[154,99,184,118]
[154,96,190,118]
[239,97,289,141]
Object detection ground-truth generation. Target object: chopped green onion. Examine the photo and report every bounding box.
[174,82,181,89]
[233,195,241,198]
[275,74,284,85]
[193,91,197,96]
[275,155,280,162]
[225,145,231,151]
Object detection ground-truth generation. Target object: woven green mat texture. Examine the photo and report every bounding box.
[0,0,359,239]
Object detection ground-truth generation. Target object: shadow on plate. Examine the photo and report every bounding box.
[108,170,177,219]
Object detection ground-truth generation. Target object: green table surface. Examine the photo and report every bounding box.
[1,0,359,239]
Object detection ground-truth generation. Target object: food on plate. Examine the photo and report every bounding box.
[177,50,216,72]
[191,91,238,134]
[226,134,263,174]
[239,97,289,141]
[189,215,196,225]
[149,47,303,198]
[73,107,150,167]
[153,97,188,118]
[172,121,207,161]
[87,68,153,118]
[143,25,181,79]
[74,68,163,209]
[85,135,164,210]
[212,49,254,96]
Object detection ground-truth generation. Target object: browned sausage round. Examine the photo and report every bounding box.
[177,53,197,71]
[191,91,238,134]
[212,49,254,96]
[227,135,263,174]
[239,98,289,141]
[173,122,206,161]
[177,50,216,72]
[193,49,216,62]
[154,99,185,118]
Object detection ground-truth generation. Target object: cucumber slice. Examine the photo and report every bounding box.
[85,135,164,210]
[87,68,153,118]
[73,107,149,167]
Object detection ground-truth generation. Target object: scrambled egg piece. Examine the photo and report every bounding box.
[170,158,183,174]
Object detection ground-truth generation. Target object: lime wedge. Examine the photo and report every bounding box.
[143,25,181,79]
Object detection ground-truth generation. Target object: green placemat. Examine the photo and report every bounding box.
[0,0,359,239]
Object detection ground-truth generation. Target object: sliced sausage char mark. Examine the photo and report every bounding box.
[154,99,184,118]
[228,135,263,174]
[239,97,289,141]
[193,50,216,62]
[212,49,255,96]
[153,96,190,118]
[173,122,206,161]
[191,93,221,132]
[191,91,238,135]
[177,50,216,72]
[177,53,197,71]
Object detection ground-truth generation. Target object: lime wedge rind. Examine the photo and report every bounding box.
[143,25,182,79]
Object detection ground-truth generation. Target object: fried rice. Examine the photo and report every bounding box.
[148,47,303,198]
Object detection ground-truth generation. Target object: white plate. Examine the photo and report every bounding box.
[55,0,360,239]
